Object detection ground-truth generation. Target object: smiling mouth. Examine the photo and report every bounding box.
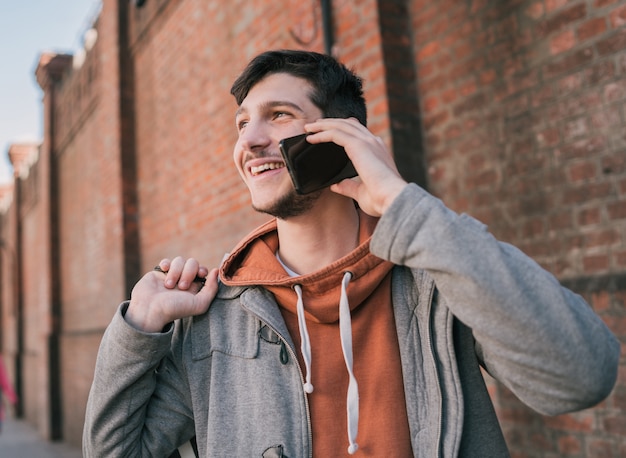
[250,162,285,176]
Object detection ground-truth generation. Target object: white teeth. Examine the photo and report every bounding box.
[250,162,284,176]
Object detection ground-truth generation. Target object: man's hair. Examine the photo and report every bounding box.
[230,49,367,126]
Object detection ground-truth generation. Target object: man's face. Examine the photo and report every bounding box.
[233,73,324,219]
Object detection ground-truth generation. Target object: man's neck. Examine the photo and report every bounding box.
[276,193,360,276]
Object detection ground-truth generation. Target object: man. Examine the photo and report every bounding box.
[83,50,619,457]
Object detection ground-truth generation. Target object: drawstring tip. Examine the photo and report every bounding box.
[303,382,314,394]
[348,443,358,454]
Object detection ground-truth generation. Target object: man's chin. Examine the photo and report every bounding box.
[252,189,322,220]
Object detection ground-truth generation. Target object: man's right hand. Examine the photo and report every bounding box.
[304,118,408,218]
[126,257,219,333]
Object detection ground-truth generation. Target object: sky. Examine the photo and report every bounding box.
[0,1,101,185]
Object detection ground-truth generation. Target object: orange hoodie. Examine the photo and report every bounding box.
[220,211,412,457]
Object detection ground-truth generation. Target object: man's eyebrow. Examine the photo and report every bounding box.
[235,100,305,119]
[235,106,247,118]
[263,100,306,113]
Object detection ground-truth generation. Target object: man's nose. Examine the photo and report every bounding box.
[239,121,272,153]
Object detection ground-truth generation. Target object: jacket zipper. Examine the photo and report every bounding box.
[425,286,443,458]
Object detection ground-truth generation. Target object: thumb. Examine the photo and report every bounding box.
[330,177,361,200]
[193,268,220,312]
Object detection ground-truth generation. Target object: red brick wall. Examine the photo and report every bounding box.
[0,0,624,453]
[18,148,51,437]
[130,0,268,269]
[3,141,55,438]
[411,0,626,277]
[409,0,626,455]
[49,0,129,445]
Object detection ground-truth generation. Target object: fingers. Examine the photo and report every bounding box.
[329,176,361,201]
[128,259,217,332]
[195,268,220,301]
[304,118,397,173]
[155,257,210,291]
[305,118,408,216]
[304,118,369,150]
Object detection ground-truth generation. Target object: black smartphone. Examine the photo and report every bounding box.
[279,133,357,194]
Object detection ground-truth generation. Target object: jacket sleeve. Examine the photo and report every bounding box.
[82,302,196,457]
[370,183,620,416]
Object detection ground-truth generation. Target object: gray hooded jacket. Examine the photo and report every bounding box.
[83,184,620,457]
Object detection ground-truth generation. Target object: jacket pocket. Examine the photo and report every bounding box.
[191,298,260,361]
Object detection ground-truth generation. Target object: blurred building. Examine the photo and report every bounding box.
[1,0,625,454]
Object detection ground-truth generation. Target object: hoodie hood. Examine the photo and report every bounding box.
[220,210,394,324]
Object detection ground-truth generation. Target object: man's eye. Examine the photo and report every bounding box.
[237,120,248,130]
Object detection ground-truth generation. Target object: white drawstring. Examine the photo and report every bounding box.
[294,284,314,394]
[339,271,359,454]
[293,272,359,454]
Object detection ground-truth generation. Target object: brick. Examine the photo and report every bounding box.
[609,4,626,28]
[596,28,626,55]
[452,92,488,116]
[586,439,617,458]
[557,88,604,121]
[590,291,611,311]
[578,17,608,40]
[418,40,441,60]
[595,0,620,7]
[441,87,458,104]
[536,127,561,147]
[557,136,607,160]
[555,73,583,96]
[547,0,570,13]
[612,386,626,410]
[417,60,436,79]
[525,2,545,20]
[549,210,574,230]
[564,182,613,204]
[563,117,590,141]
[531,84,555,107]
[591,107,621,130]
[583,253,610,271]
[550,30,576,54]
[561,232,584,251]
[619,53,626,73]
[485,0,525,23]
[422,95,439,112]
[578,207,601,226]
[521,218,545,238]
[558,435,582,454]
[470,0,489,14]
[607,201,626,220]
[544,47,595,79]
[479,68,497,84]
[603,415,626,435]
[584,228,621,248]
[604,79,626,102]
[616,249,626,268]
[567,160,597,181]
[541,4,587,36]
[529,431,558,452]
[601,151,626,173]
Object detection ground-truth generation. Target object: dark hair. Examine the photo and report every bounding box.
[230,49,367,126]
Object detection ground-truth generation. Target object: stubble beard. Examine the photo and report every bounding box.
[253,188,323,220]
